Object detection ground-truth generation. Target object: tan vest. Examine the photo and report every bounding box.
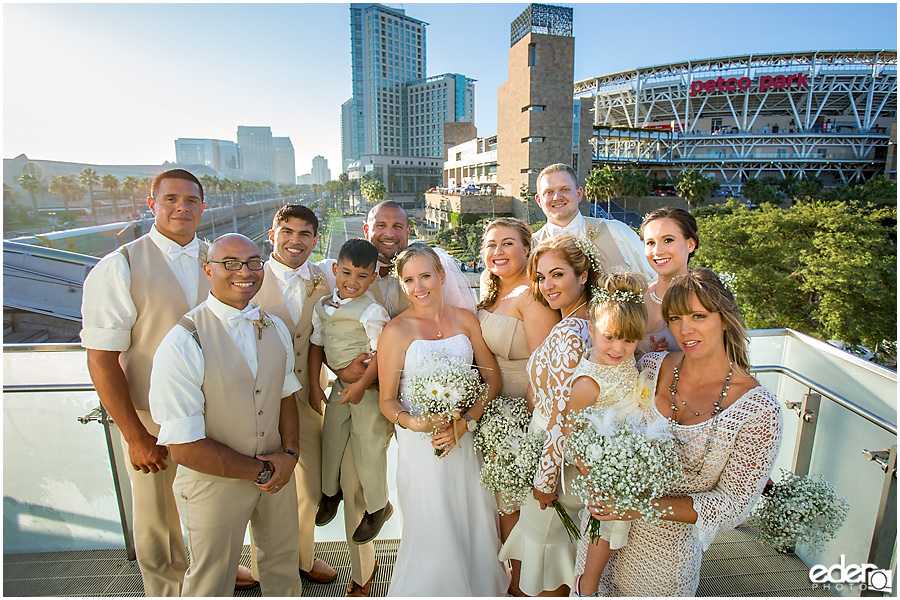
[253,261,330,403]
[370,274,412,319]
[313,295,375,372]
[118,234,210,412]
[179,304,286,462]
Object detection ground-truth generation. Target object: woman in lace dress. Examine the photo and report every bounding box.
[637,207,699,357]
[499,233,601,596]
[378,244,509,596]
[586,268,783,596]
[478,218,560,593]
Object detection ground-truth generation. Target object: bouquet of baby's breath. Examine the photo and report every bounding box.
[747,469,849,553]
[474,396,580,539]
[404,351,487,456]
[564,406,682,542]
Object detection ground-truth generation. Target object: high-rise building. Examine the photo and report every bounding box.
[497,4,579,203]
[311,155,331,186]
[407,74,475,159]
[236,126,275,181]
[341,98,355,173]
[273,137,296,184]
[174,138,241,172]
[349,3,427,158]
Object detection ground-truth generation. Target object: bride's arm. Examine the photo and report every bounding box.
[378,320,429,433]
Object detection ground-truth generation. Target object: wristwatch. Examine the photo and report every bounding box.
[463,413,478,433]
[256,460,274,484]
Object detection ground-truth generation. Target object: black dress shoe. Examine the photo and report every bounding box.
[315,490,343,526]
[352,501,393,544]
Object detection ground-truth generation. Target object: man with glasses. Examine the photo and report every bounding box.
[80,169,259,595]
[149,233,304,596]
[252,204,339,586]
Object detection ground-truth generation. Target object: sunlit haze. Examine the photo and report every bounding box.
[4,2,896,175]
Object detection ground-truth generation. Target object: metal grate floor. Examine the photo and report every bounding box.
[3,528,832,597]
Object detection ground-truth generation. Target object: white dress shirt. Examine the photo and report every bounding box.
[544,211,587,238]
[80,226,202,351]
[266,257,315,327]
[309,290,389,350]
[150,294,301,446]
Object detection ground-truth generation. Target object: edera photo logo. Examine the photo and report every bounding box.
[809,555,893,593]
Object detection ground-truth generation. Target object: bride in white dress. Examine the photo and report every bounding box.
[377,244,510,597]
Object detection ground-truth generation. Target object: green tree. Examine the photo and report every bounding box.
[433,227,454,248]
[121,175,142,217]
[360,179,386,205]
[694,201,896,349]
[675,169,717,207]
[17,172,44,218]
[101,174,121,221]
[78,167,101,224]
[586,165,623,216]
[338,172,350,209]
[741,178,778,206]
[49,175,81,218]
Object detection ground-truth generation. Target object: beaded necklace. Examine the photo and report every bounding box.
[668,356,733,477]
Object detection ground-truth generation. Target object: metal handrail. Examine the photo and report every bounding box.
[750,364,897,435]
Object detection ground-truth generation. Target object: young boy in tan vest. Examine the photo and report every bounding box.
[308,238,394,546]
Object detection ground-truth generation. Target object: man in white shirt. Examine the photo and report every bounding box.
[251,204,338,585]
[80,169,258,595]
[531,163,656,282]
[149,233,304,597]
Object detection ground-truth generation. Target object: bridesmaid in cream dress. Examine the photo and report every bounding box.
[477,218,560,594]
[499,233,601,597]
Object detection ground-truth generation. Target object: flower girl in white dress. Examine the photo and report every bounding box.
[377,244,510,596]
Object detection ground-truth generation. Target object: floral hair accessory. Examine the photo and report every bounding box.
[592,286,644,305]
[573,236,602,276]
[717,271,737,297]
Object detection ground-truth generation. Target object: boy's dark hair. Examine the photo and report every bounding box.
[272,204,318,235]
[338,238,378,270]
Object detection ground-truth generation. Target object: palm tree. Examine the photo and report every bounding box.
[121,176,141,218]
[49,175,77,216]
[675,169,717,208]
[78,168,101,224]
[16,172,44,220]
[585,165,624,217]
[338,172,349,210]
[101,174,121,222]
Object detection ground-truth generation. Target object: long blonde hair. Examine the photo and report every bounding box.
[479,217,534,310]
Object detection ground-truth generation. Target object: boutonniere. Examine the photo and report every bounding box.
[254,312,275,340]
[307,273,326,297]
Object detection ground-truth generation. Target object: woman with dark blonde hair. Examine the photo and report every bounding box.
[586,267,782,596]
[478,217,559,593]
[499,233,601,596]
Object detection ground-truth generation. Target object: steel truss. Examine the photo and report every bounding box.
[578,50,896,187]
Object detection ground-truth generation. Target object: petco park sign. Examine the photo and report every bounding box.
[690,73,809,96]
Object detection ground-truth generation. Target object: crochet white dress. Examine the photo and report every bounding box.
[577,351,783,596]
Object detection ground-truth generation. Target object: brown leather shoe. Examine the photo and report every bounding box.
[299,557,338,584]
[345,561,378,597]
[234,564,259,591]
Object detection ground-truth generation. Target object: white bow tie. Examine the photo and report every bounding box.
[166,240,199,261]
[227,305,261,328]
[282,269,305,285]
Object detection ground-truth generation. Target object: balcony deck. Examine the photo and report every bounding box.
[3,526,832,597]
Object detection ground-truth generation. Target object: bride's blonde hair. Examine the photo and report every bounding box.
[394,243,445,282]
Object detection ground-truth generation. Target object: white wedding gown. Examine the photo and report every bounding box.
[388,334,510,597]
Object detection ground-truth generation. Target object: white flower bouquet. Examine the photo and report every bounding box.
[747,469,849,553]
[473,396,540,514]
[564,406,682,541]
[404,351,487,456]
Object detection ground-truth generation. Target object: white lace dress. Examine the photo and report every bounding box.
[581,351,783,596]
[499,317,590,595]
[388,334,510,597]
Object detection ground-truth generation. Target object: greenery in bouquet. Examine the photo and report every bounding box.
[474,396,580,540]
[747,469,849,553]
[564,406,682,542]
[404,351,487,456]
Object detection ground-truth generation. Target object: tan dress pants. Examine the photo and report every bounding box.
[121,410,188,596]
[173,469,303,597]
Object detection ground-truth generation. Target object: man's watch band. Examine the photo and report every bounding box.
[284,449,299,462]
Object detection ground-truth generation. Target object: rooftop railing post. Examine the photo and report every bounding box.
[863,444,897,597]
[791,391,821,478]
[99,406,136,561]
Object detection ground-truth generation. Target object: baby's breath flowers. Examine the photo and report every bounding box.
[404,352,487,456]
[748,469,849,553]
[564,407,682,542]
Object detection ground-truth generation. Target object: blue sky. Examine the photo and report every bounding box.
[4,2,897,177]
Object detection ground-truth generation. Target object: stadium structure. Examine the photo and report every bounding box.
[574,50,897,192]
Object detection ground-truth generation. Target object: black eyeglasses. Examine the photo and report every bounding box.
[207,259,264,271]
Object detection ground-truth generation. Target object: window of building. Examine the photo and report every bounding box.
[455,152,462,161]
[522,136,545,143]
[528,43,536,67]
[522,104,546,112]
